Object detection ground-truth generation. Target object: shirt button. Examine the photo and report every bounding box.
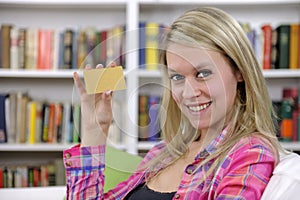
[65,152,71,158]
[66,161,72,167]
[174,193,180,199]
[185,164,196,175]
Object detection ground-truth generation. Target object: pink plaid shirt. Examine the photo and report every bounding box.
[63,128,275,200]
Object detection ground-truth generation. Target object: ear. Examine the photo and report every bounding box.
[235,71,244,82]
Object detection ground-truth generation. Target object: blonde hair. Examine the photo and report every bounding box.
[144,7,283,182]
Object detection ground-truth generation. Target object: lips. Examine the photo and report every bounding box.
[187,101,212,112]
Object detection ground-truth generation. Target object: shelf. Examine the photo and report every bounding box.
[0,143,73,151]
[280,142,300,151]
[0,143,126,151]
[139,0,300,5]
[0,69,131,78]
[0,69,77,78]
[263,69,300,78]
[0,0,127,7]
[1,69,300,79]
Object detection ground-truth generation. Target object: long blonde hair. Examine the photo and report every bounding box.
[144,7,283,181]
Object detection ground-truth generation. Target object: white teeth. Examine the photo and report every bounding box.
[188,103,210,112]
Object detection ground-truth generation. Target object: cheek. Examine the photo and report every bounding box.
[171,84,182,104]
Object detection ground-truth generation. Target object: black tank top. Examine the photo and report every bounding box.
[126,183,176,200]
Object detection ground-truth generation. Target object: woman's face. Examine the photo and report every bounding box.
[166,43,243,134]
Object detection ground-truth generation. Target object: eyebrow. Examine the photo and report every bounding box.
[167,63,210,73]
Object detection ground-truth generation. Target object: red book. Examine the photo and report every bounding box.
[261,24,273,70]
[100,30,107,65]
[37,29,53,70]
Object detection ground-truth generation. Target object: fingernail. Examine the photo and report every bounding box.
[96,64,103,68]
[105,90,112,95]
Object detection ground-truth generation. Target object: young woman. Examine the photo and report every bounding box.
[64,7,284,199]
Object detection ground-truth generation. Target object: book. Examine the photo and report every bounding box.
[47,103,55,143]
[0,93,8,143]
[145,22,159,70]
[100,30,107,65]
[25,28,38,70]
[261,24,272,70]
[41,103,50,142]
[138,95,149,141]
[139,22,146,69]
[18,28,26,69]
[280,88,297,141]
[62,29,73,69]
[52,29,60,70]
[85,27,97,67]
[37,29,53,70]
[276,24,290,69]
[77,29,87,69]
[5,92,17,143]
[27,101,37,144]
[289,23,300,69]
[148,95,161,141]
[72,103,81,144]
[1,24,13,68]
[10,26,19,69]
[15,92,29,143]
[271,29,278,69]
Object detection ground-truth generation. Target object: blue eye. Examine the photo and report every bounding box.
[170,74,184,81]
[197,70,212,78]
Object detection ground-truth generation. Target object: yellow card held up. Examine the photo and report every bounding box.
[83,66,126,94]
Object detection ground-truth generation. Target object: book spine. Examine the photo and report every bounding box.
[1,24,13,68]
[0,94,8,143]
[62,29,73,69]
[261,24,272,70]
[10,27,19,69]
[289,23,299,69]
[148,95,160,141]
[77,29,87,69]
[138,95,148,141]
[276,25,290,69]
[145,22,159,70]
[28,101,37,144]
[25,28,38,70]
[139,22,146,69]
[18,28,26,69]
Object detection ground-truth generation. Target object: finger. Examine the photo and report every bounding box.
[85,64,92,70]
[107,61,116,68]
[96,64,104,69]
[73,72,86,95]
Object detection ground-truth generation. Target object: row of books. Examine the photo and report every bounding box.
[1,22,299,72]
[0,92,81,144]
[243,23,300,70]
[0,92,124,145]
[138,94,161,141]
[0,24,125,70]
[0,159,65,188]
[274,87,300,142]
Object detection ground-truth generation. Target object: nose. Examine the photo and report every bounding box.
[182,78,202,99]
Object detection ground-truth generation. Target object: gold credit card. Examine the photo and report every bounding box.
[83,66,126,94]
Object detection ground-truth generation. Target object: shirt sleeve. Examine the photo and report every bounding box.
[63,144,106,200]
[215,141,275,200]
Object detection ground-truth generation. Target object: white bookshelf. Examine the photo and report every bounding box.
[0,0,299,191]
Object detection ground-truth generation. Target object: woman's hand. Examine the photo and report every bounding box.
[73,63,116,147]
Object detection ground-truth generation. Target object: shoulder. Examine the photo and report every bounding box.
[224,135,276,170]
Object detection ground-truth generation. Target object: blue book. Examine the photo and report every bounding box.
[139,22,146,69]
[148,95,160,141]
[0,93,8,143]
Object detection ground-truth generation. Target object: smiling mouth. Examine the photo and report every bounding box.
[188,101,212,112]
